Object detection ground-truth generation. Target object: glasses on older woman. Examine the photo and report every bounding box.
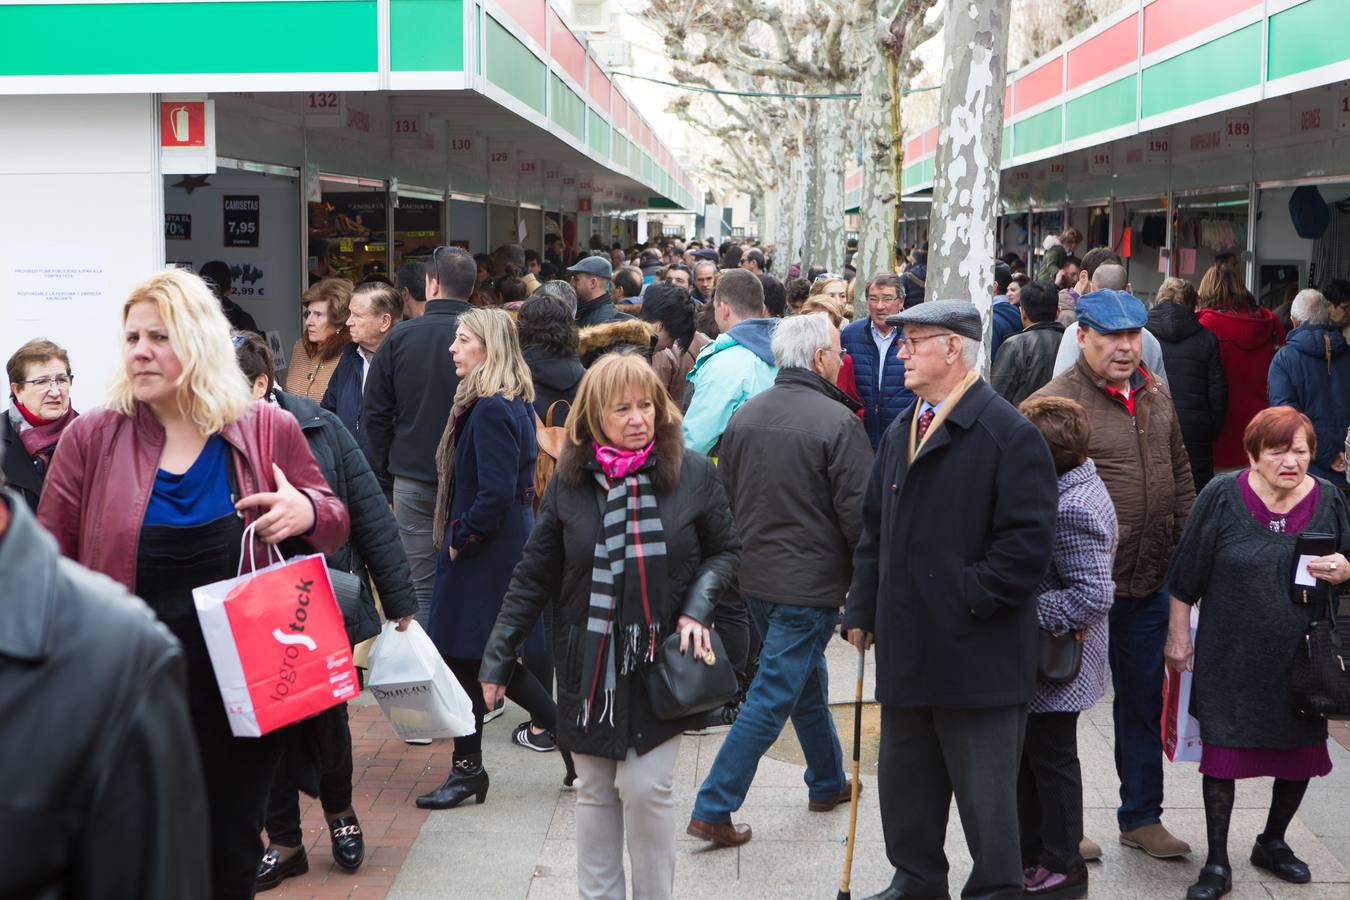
[17,374,73,390]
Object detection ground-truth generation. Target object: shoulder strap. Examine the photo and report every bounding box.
[544,399,571,429]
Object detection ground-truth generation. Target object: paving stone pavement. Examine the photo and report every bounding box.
[272,642,1350,899]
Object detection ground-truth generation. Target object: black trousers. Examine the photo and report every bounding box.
[713,590,761,696]
[878,704,1027,900]
[1017,711,1085,873]
[446,655,557,758]
[263,702,355,848]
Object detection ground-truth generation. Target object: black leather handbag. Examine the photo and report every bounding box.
[1290,611,1350,720]
[327,568,377,646]
[1038,628,1085,685]
[643,629,740,721]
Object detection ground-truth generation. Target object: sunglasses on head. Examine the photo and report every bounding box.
[814,273,844,283]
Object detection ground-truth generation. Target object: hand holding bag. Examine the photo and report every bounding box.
[643,628,739,721]
[367,621,477,739]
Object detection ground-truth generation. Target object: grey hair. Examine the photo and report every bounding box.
[1292,288,1330,327]
[534,279,578,316]
[771,313,833,369]
[694,260,717,276]
[959,336,980,369]
[1093,263,1128,291]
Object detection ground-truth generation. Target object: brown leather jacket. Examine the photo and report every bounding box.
[37,401,349,592]
[1030,357,1195,598]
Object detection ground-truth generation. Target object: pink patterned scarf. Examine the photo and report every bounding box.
[593,440,655,481]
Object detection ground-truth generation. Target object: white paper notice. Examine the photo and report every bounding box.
[1295,555,1319,587]
[10,246,110,321]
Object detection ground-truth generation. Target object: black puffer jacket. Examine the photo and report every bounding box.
[1146,302,1228,488]
[523,347,584,426]
[273,391,417,643]
[480,420,741,759]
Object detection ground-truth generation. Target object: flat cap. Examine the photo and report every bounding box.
[692,248,719,261]
[565,256,613,279]
[886,299,982,340]
[1075,289,1147,334]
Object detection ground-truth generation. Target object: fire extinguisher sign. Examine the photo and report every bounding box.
[224,195,260,248]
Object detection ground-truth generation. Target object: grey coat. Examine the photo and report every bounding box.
[1168,474,1346,748]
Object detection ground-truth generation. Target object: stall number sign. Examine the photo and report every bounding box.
[165,214,192,240]
[1340,90,1350,130]
[224,196,260,247]
[1146,137,1170,165]
[489,150,512,166]
[1223,112,1253,151]
[393,116,423,143]
[1088,150,1111,174]
[519,161,538,175]
[305,92,342,128]
[449,136,474,153]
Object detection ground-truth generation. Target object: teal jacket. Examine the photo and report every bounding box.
[682,318,778,454]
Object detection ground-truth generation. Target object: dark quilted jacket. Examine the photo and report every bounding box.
[841,318,915,448]
[1146,302,1228,489]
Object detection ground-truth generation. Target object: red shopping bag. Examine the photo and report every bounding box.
[1161,607,1202,763]
[193,528,359,737]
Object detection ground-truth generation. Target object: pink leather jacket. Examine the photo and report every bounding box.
[38,401,349,592]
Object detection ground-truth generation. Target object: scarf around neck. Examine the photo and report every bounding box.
[594,440,655,480]
[578,456,671,734]
[10,401,78,476]
[907,368,980,463]
[432,379,483,550]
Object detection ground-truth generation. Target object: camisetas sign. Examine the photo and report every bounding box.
[224,195,260,247]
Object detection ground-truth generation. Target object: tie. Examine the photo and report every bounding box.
[917,408,935,442]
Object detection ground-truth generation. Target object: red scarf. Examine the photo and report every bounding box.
[12,399,78,475]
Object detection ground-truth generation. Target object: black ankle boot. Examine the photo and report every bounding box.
[415,755,490,810]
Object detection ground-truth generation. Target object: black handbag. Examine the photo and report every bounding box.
[1038,628,1085,685]
[327,568,377,646]
[643,629,740,721]
[1290,611,1350,720]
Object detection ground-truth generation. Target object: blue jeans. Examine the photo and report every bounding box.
[1108,584,1168,831]
[692,599,845,823]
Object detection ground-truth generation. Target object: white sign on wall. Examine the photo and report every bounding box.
[9,245,111,321]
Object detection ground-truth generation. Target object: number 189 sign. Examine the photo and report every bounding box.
[224,195,260,248]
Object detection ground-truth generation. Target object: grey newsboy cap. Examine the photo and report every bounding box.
[565,256,613,279]
[886,299,983,340]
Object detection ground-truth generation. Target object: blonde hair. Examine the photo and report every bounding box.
[799,295,846,327]
[808,277,846,299]
[108,268,252,434]
[567,351,680,447]
[456,307,534,403]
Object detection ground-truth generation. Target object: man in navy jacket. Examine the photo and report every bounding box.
[840,272,915,448]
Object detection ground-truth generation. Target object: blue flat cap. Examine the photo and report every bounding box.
[565,256,613,279]
[1075,289,1147,333]
[886,299,982,340]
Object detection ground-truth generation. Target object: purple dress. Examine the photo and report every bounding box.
[1198,471,1333,780]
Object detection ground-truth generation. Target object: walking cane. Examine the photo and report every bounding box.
[837,648,865,900]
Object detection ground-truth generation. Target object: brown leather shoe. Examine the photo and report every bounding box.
[686,816,752,846]
[1119,822,1191,859]
[808,779,864,812]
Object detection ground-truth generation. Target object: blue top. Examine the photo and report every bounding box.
[144,434,236,527]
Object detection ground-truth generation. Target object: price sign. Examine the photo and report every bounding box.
[164,213,191,240]
[1146,135,1170,165]
[305,91,342,128]
[1088,149,1111,174]
[1222,111,1253,151]
[223,195,260,248]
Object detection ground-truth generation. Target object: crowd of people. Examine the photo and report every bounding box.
[1,226,1346,900]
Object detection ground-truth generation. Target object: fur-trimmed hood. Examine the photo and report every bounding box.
[578,319,656,367]
[554,418,684,492]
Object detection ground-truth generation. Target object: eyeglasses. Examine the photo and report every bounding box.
[813,273,844,283]
[896,332,955,355]
[820,347,848,358]
[17,374,73,390]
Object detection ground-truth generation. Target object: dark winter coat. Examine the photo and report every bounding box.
[901,264,926,307]
[991,299,1023,361]
[479,420,741,759]
[719,367,873,608]
[273,391,417,644]
[1,413,43,512]
[1268,325,1350,488]
[576,294,631,327]
[842,377,1059,708]
[990,320,1065,408]
[523,347,584,426]
[428,394,539,660]
[1147,301,1228,488]
[840,318,914,449]
[320,343,377,476]
[362,297,474,485]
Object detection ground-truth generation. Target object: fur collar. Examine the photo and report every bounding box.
[578,319,656,367]
[555,419,684,493]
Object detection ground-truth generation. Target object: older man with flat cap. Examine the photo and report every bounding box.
[844,300,1059,900]
[567,256,630,326]
[1031,289,1195,862]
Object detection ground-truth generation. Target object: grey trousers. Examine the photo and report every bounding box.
[878,704,1028,900]
[572,736,682,900]
[392,477,438,629]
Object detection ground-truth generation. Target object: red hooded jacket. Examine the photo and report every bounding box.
[1197,306,1284,468]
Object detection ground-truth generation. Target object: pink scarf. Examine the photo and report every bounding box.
[594,440,655,480]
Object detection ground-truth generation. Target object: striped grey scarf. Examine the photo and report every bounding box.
[578,469,670,733]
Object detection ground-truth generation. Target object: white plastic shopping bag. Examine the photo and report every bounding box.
[367,621,476,740]
[1161,607,1202,763]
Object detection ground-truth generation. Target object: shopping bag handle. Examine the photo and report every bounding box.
[236,520,285,576]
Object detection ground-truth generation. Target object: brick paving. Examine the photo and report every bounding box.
[266,699,444,900]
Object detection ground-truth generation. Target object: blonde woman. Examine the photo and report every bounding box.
[286,276,353,400]
[38,268,348,899]
[808,274,848,309]
[417,309,568,809]
[480,352,740,900]
[800,296,864,418]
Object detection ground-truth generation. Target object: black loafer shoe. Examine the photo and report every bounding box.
[1185,864,1232,900]
[1251,836,1311,884]
[328,815,365,871]
[256,846,307,892]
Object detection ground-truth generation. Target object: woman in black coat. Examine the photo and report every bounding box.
[234,333,417,890]
[1147,278,1228,488]
[517,286,585,426]
[417,308,565,810]
[4,338,78,512]
[480,352,740,900]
